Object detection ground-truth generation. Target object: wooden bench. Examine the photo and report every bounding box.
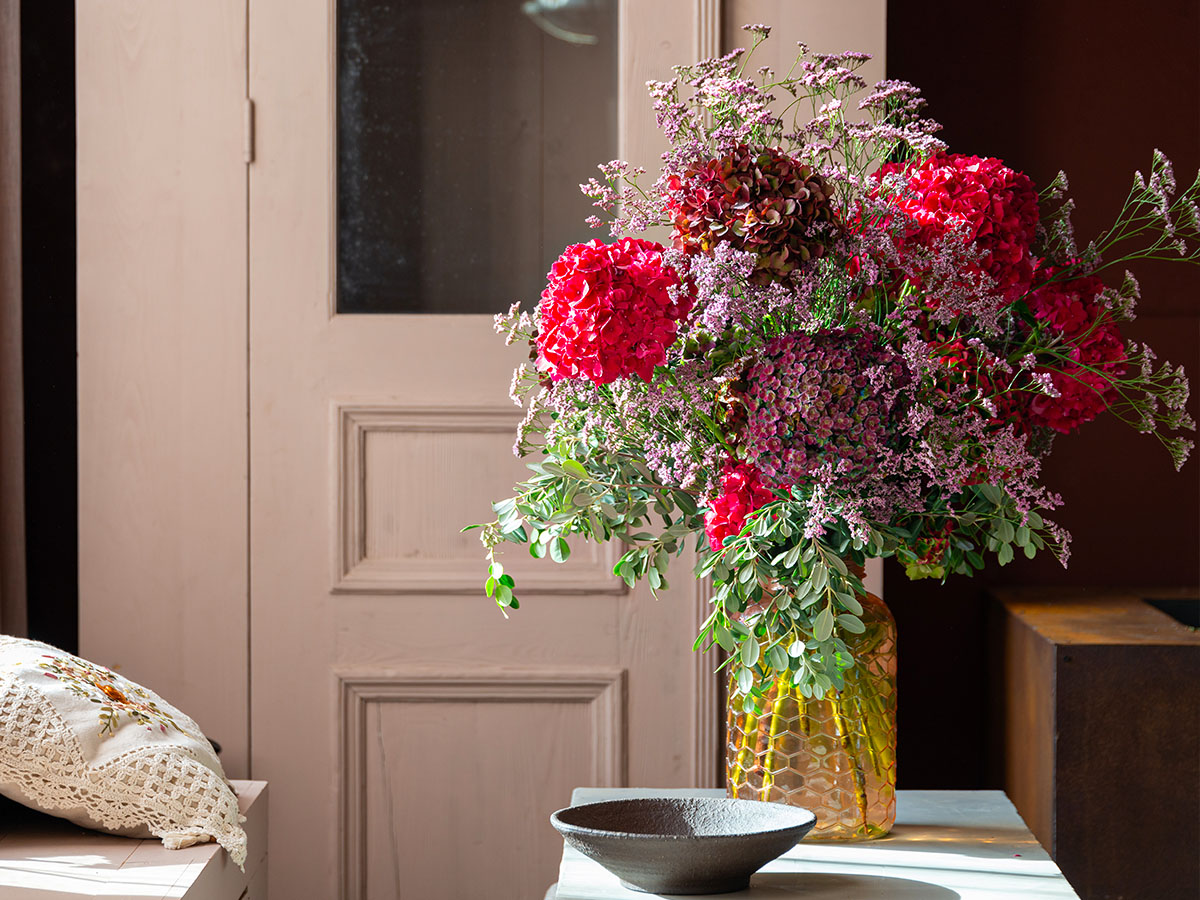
[0,780,267,899]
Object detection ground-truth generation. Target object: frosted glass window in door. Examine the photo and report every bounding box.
[337,0,618,313]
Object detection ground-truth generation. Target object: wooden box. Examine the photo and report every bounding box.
[993,589,1199,900]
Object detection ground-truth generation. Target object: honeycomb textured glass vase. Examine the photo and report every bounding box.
[726,588,896,840]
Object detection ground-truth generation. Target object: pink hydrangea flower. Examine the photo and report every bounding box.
[704,461,777,550]
[536,238,692,385]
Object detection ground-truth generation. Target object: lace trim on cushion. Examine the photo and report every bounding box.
[0,677,248,867]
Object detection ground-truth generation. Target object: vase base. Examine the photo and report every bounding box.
[805,823,892,842]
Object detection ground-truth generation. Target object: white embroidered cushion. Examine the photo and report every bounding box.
[0,636,247,866]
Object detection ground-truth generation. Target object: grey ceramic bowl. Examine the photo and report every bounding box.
[550,797,817,895]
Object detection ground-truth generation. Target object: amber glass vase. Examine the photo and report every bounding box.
[725,579,897,840]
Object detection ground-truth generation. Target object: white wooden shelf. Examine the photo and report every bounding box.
[0,780,267,900]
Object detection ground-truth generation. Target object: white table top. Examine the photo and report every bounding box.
[555,788,1081,900]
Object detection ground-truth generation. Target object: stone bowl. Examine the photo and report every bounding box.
[550,797,817,895]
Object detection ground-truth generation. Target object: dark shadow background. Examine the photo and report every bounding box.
[887,0,1200,789]
[20,0,76,653]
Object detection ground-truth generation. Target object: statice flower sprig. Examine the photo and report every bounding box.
[1089,150,1200,270]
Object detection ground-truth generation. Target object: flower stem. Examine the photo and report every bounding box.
[733,697,761,794]
[830,691,869,834]
[760,682,789,801]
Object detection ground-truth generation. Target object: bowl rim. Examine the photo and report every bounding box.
[550,796,818,842]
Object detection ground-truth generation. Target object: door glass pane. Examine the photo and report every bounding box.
[337,0,618,314]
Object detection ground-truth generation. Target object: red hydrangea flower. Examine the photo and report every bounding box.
[1030,323,1127,434]
[1027,270,1106,338]
[1027,272,1126,433]
[704,461,777,551]
[877,153,1040,304]
[932,335,1029,432]
[536,238,691,385]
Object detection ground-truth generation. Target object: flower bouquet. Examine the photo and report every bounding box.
[468,25,1196,838]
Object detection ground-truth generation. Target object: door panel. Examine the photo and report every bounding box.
[341,668,624,900]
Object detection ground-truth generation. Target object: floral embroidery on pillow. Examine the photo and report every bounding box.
[37,654,187,737]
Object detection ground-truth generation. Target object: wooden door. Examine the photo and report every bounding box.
[248,3,716,898]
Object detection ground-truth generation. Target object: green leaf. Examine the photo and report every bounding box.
[995,519,1015,544]
[673,491,698,516]
[787,639,806,657]
[767,644,788,671]
[736,667,754,696]
[782,543,802,569]
[530,540,546,559]
[740,638,760,667]
[586,509,603,538]
[814,606,835,642]
[1027,511,1044,528]
[837,592,863,616]
[997,542,1014,565]
[648,567,662,590]
[1015,525,1031,547]
[485,576,497,598]
[810,564,829,594]
[836,614,866,634]
[498,574,515,588]
[501,525,528,543]
[1023,541,1037,559]
[715,624,735,652]
[550,537,571,563]
[563,459,589,479]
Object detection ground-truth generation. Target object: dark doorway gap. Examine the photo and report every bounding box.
[20,1,76,653]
